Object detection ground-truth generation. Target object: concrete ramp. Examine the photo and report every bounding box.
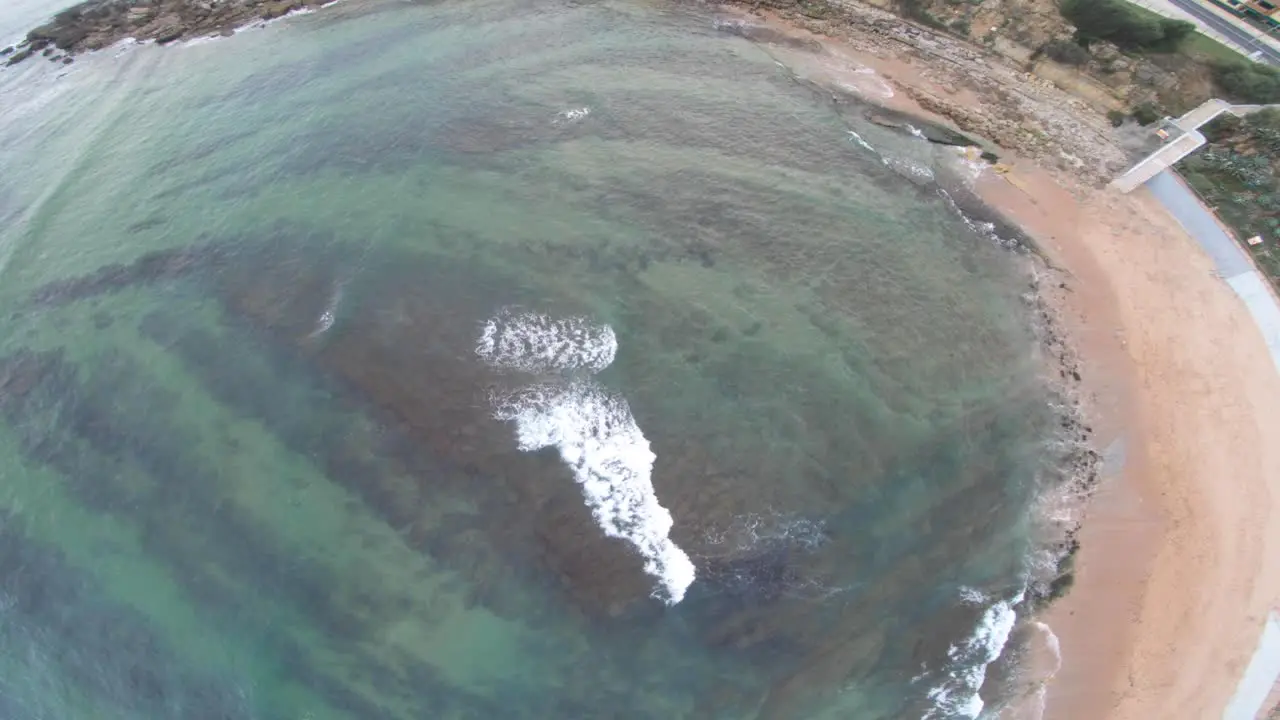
[1111,100,1280,194]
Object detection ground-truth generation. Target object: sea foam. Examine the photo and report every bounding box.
[556,107,592,123]
[923,589,1024,719]
[478,308,694,605]
[477,308,616,374]
[490,382,695,604]
[308,283,343,338]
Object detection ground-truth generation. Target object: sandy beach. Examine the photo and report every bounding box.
[975,160,1280,719]
[720,5,1280,718]
[1002,173,1280,720]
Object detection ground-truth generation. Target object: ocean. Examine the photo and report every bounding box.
[0,1,1065,717]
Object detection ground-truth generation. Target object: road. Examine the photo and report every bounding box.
[1165,0,1280,65]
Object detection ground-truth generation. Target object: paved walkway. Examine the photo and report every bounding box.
[1145,169,1280,719]
[1147,171,1254,276]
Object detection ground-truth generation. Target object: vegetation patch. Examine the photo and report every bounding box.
[1179,110,1280,287]
[1042,38,1091,66]
[1208,59,1280,103]
[1060,0,1195,53]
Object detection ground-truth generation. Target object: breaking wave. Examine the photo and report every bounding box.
[477,308,617,374]
[478,308,694,604]
[490,381,695,604]
[922,588,1025,720]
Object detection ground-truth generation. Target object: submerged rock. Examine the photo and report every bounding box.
[714,20,824,53]
[865,107,980,147]
[4,48,33,66]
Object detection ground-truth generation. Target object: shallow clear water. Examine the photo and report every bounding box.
[0,1,1056,718]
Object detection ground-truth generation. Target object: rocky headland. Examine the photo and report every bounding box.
[3,0,330,66]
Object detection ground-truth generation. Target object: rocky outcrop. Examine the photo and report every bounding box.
[758,0,1219,114]
[864,107,983,147]
[4,0,331,66]
[727,0,1131,180]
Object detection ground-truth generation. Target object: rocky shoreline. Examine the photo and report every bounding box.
[3,0,330,66]
[719,0,1130,185]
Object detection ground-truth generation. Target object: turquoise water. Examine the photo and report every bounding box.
[0,1,1058,718]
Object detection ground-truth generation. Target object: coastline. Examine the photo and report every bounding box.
[714,4,1280,719]
[1000,172,1280,720]
[3,0,1278,715]
[1,0,334,66]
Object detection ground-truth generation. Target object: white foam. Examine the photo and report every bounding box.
[1034,620,1062,674]
[491,381,695,604]
[477,308,617,374]
[111,37,145,58]
[883,156,935,181]
[1028,684,1048,720]
[959,586,987,605]
[847,131,935,182]
[556,107,591,123]
[309,284,343,337]
[178,34,223,48]
[835,75,895,100]
[923,589,1024,719]
[847,130,876,153]
[478,309,693,604]
[177,0,337,48]
[937,188,1012,249]
[906,124,927,140]
[948,145,990,183]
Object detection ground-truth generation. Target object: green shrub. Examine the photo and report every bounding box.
[896,0,948,29]
[1043,38,1092,65]
[1157,19,1196,49]
[1060,0,1193,52]
[1210,59,1280,103]
[1132,101,1163,125]
[1107,109,1127,127]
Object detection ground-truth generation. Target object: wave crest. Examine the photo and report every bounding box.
[923,589,1024,719]
[477,308,617,374]
[480,309,694,605]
